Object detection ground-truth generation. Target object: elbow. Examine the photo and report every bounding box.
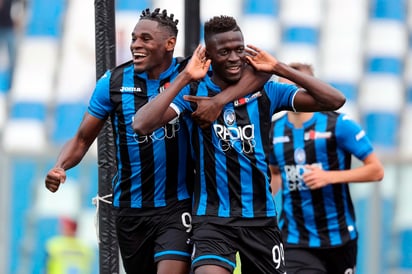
[335,94,346,109]
[132,120,151,136]
[329,93,346,110]
[374,167,385,182]
[370,164,385,182]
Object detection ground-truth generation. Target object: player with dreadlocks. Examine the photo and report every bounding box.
[45,8,192,274]
[45,7,271,274]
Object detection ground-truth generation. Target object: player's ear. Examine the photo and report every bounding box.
[165,36,176,52]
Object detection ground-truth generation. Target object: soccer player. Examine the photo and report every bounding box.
[132,15,345,274]
[44,8,272,274]
[269,62,384,273]
[45,8,193,274]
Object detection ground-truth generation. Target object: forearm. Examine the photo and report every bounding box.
[215,66,271,104]
[274,62,345,110]
[328,164,384,184]
[55,138,90,170]
[133,72,191,134]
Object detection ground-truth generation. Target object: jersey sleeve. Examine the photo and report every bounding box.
[264,82,299,114]
[170,84,192,115]
[87,70,113,120]
[335,113,374,160]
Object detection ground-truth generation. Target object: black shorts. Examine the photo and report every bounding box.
[115,202,192,274]
[191,222,286,274]
[285,239,357,274]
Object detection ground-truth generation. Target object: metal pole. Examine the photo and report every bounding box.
[184,0,200,57]
[94,0,119,273]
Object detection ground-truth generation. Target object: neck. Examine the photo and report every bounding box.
[287,112,314,128]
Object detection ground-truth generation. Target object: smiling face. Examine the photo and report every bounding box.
[130,19,176,79]
[206,30,246,89]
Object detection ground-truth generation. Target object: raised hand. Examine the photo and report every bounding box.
[244,44,278,73]
[185,44,211,81]
[45,167,66,192]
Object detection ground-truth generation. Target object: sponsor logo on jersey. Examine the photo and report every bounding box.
[133,122,181,143]
[304,130,332,140]
[233,91,262,107]
[120,86,142,92]
[214,113,256,154]
[283,162,323,191]
[272,136,290,144]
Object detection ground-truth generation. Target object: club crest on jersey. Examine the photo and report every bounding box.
[304,130,332,140]
[223,109,236,126]
[294,148,306,164]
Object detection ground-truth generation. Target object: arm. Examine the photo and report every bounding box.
[45,113,105,192]
[184,65,271,128]
[303,153,384,190]
[269,165,282,196]
[245,44,346,111]
[133,45,211,135]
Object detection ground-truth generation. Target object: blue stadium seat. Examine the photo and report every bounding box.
[25,0,66,37]
[9,102,46,121]
[52,103,87,145]
[0,69,11,92]
[330,82,357,102]
[367,56,403,75]
[362,111,399,149]
[243,0,279,15]
[8,159,38,274]
[370,0,406,20]
[116,0,150,11]
[282,26,319,44]
[399,229,412,268]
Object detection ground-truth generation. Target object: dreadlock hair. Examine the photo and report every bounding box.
[204,15,241,44]
[140,8,179,36]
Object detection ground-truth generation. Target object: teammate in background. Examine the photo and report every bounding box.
[133,15,345,273]
[44,217,94,274]
[269,63,384,274]
[44,8,271,274]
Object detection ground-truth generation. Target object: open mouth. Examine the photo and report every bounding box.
[226,64,242,74]
[133,52,147,63]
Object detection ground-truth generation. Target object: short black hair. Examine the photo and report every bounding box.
[140,8,179,36]
[204,15,241,43]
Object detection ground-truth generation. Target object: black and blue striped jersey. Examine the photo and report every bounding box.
[171,76,299,226]
[88,58,193,212]
[270,111,374,247]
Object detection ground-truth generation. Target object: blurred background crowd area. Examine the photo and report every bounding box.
[0,0,411,273]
